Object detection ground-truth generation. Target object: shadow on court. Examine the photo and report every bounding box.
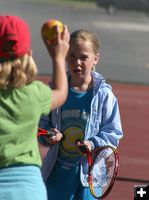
[37,76,149,200]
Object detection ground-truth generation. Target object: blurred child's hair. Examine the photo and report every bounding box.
[0,54,37,89]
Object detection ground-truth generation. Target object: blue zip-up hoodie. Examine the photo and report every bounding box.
[38,71,123,186]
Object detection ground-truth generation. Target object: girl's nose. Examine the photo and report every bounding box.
[76,58,81,65]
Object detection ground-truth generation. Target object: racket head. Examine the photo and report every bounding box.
[88,146,119,199]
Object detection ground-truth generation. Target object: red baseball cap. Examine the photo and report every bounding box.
[0,15,30,60]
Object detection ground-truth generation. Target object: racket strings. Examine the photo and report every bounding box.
[89,148,118,198]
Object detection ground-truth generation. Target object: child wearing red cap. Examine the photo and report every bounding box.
[0,15,70,200]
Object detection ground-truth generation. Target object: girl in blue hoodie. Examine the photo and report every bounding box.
[38,29,123,200]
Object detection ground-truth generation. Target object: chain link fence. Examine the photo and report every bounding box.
[95,0,149,16]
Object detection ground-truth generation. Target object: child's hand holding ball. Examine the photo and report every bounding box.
[41,19,64,44]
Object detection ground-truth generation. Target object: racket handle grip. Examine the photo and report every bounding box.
[75,139,89,154]
[37,128,56,137]
[46,130,56,137]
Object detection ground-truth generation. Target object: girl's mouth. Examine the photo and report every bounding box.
[73,69,82,73]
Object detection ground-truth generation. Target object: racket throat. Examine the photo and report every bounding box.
[87,153,92,167]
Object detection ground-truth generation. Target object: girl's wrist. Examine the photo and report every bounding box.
[52,57,65,67]
[88,140,95,150]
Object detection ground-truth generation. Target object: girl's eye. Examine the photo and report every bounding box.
[69,54,75,59]
[71,55,75,59]
[80,56,88,61]
[68,54,89,61]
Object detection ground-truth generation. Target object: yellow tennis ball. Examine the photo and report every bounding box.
[41,19,64,43]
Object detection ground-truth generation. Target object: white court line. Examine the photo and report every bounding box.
[93,21,149,32]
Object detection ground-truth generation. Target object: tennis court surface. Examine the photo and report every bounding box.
[105,82,149,200]
[37,76,149,200]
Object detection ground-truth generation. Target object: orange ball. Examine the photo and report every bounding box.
[41,19,64,43]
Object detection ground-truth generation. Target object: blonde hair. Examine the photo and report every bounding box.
[0,54,37,89]
[70,29,100,54]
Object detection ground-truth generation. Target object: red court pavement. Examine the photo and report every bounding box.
[105,82,149,200]
[37,76,149,200]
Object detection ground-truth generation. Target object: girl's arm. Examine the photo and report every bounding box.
[85,89,123,150]
[43,25,70,110]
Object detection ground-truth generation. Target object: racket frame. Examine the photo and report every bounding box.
[87,145,119,199]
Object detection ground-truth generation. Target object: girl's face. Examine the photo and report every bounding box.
[67,41,100,79]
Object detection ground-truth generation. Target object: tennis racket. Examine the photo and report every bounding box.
[37,127,55,137]
[77,140,119,199]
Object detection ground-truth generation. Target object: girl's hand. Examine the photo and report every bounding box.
[75,140,92,155]
[43,25,70,61]
[44,128,63,145]
[83,140,92,152]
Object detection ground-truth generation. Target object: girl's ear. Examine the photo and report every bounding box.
[94,53,100,65]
